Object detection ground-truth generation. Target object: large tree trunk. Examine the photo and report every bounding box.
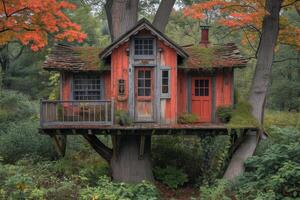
[105,0,139,41]
[248,0,282,124]
[102,0,175,183]
[225,0,282,181]
[111,135,154,183]
[152,0,176,33]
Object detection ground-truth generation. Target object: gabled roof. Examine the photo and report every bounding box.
[180,43,247,69]
[99,18,189,59]
[43,44,109,71]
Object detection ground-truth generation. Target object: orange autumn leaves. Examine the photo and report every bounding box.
[0,0,87,51]
[184,0,300,49]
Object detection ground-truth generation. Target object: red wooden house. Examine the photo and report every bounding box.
[41,18,247,131]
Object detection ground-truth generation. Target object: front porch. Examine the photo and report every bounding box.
[40,100,257,136]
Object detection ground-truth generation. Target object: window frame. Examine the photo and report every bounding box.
[160,66,171,99]
[72,74,103,101]
[133,37,156,59]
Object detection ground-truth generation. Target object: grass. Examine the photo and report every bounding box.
[264,110,300,132]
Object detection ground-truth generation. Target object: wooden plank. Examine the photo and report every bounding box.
[139,135,146,159]
[51,132,67,157]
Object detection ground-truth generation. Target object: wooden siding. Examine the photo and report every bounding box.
[159,41,177,123]
[111,42,129,111]
[103,71,111,99]
[62,72,71,101]
[177,70,187,114]
[215,69,233,108]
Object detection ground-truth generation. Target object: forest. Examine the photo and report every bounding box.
[0,0,299,199]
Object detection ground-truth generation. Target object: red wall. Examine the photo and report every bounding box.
[111,42,129,111]
[177,70,187,114]
[216,69,233,108]
[62,72,71,100]
[159,41,178,123]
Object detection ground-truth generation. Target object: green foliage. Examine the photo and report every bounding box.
[153,166,188,189]
[0,90,37,124]
[79,176,159,200]
[216,106,233,123]
[200,179,231,200]
[226,101,259,129]
[0,121,55,163]
[232,127,300,199]
[177,112,198,124]
[114,110,132,126]
[264,110,300,132]
[152,135,231,185]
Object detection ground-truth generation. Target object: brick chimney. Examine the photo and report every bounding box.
[200,25,210,47]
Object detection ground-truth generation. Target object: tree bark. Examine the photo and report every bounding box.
[248,0,282,124]
[103,0,175,183]
[105,0,139,41]
[153,0,176,33]
[110,135,154,183]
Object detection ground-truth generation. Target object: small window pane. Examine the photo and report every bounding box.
[195,88,199,96]
[134,38,154,56]
[138,80,144,87]
[162,86,168,93]
[162,78,168,85]
[145,80,151,87]
[138,89,144,96]
[205,88,209,96]
[145,88,151,96]
[138,71,144,78]
[145,70,151,78]
[200,89,204,96]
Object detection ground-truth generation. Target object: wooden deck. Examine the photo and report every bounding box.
[40,123,257,136]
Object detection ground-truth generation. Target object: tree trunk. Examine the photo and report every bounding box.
[110,135,154,183]
[225,0,282,181]
[103,0,176,183]
[248,0,282,124]
[152,0,176,33]
[105,0,139,41]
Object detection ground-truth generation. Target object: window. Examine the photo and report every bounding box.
[73,74,102,100]
[134,38,154,56]
[194,79,209,96]
[118,79,125,96]
[161,68,170,98]
[137,69,152,97]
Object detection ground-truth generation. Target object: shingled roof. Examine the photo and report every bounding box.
[43,44,109,71]
[180,43,247,69]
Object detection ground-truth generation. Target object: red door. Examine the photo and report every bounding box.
[134,68,154,121]
[191,77,212,122]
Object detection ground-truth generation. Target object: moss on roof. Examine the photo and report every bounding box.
[181,43,248,69]
[43,44,109,72]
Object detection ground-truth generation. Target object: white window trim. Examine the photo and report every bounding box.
[160,66,171,99]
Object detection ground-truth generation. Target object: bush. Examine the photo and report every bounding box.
[153,166,188,189]
[0,90,37,124]
[231,127,300,199]
[216,106,233,123]
[114,110,132,126]
[177,112,198,124]
[152,135,231,185]
[0,120,55,163]
[200,179,231,200]
[79,176,160,200]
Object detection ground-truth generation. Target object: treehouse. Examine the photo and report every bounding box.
[40,18,248,135]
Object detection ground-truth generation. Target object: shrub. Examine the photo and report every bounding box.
[79,176,160,200]
[0,120,55,163]
[200,179,231,200]
[178,112,198,124]
[114,110,132,126]
[0,90,37,124]
[152,135,231,185]
[232,127,300,199]
[216,106,233,123]
[153,166,188,189]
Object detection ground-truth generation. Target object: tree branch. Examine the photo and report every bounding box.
[152,0,176,33]
[281,0,299,8]
[274,57,299,63]
[83,134,112,162]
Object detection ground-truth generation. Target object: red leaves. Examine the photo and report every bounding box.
[0,0,86,51]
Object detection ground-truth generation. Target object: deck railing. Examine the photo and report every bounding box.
[40,100,114,127]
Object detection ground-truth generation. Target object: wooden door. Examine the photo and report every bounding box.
[191,77,212,122]
[134,67,154,121]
